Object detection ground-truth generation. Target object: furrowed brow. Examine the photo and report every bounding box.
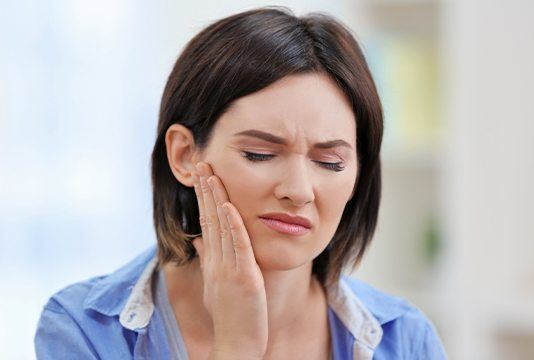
[232,129,353,150]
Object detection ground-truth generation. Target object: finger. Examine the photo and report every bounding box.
[193,167,212,262]
[224,203,257,273]
[199,163,222,261]
[207,175,235,269]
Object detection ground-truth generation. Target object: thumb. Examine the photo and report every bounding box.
[191,236,205,269]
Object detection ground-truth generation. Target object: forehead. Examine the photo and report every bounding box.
[217,73,356,145]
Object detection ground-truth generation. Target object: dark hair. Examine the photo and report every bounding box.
[151,6,383,289]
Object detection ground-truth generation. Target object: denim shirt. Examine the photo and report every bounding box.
[34,245,447,359]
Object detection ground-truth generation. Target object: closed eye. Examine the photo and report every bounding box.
[242,151,345,172]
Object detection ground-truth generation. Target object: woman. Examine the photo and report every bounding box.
[35,6,447,360]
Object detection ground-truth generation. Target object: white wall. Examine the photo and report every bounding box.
[442,1,534,358]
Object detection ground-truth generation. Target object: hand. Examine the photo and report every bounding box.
[191,161,268,359]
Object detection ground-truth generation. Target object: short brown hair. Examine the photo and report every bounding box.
[150,6,383,289]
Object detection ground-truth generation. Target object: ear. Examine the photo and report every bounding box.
[165,124,199,188]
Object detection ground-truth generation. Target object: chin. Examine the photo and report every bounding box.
[251,240,312,271]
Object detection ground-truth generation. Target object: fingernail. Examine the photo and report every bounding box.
[207,177,214,189]
[195,162,202,174]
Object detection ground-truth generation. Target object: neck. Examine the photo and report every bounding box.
[163,256,326,346]
[263,259,317,341]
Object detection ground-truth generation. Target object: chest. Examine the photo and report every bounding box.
[180,323,331,360]
[176,300,331,360]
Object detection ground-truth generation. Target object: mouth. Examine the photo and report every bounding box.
[260,216,310,236]
[259,212,312,228]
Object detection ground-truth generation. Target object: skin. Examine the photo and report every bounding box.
[164,72,358,359]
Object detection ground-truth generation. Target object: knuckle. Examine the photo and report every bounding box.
[200,182,210,193]
[204,214,214,226]
[232,238,244,250]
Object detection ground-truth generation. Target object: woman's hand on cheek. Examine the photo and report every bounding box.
[191,161,268,359]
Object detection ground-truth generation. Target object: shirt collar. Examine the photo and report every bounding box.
[83,245,157,318]
[83,245,409,351]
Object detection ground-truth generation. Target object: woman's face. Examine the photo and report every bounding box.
[192,72,358,271]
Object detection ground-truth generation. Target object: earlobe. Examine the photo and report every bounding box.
[165,124,197,188]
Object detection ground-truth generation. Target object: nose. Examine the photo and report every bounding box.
[273,158,315,206]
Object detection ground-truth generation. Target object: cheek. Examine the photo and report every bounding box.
[214,163,264,224]
[234,166,268,192]
[315,175,355,233]
[318,170,355,204]
[215,153,268,192]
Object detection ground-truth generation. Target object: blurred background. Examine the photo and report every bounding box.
[1,0,533,359]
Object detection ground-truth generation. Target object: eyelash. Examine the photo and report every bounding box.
[242,151,345,172]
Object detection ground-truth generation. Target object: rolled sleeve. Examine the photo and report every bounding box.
[34,298,99,360]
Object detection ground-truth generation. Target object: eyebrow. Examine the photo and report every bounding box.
[232,129,353,150]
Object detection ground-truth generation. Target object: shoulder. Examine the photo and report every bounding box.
[41,275,104,316]
[34,276,107,359]
[341,276,448,359]
[341,275,413,324]
[34,245,157,359]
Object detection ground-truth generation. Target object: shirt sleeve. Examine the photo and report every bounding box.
[34,298,100,360]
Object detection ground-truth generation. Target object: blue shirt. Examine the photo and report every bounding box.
[34,245,448,359]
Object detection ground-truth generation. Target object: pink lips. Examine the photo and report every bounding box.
[259,217,311,236]
[259,212,312,228]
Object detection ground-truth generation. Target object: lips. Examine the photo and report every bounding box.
[259,212,312,229]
